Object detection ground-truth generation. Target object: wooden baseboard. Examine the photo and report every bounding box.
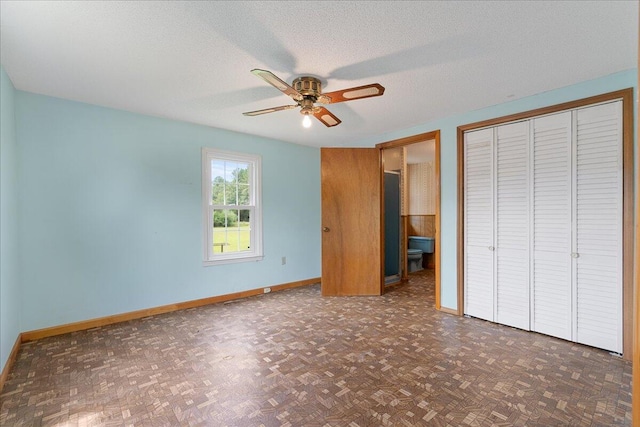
[21,277,320,343]
[439,306,459,316]
[0,334,23,393]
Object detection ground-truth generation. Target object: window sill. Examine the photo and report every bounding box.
[203,255,264,267]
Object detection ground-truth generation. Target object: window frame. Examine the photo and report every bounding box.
[201,147,263,266]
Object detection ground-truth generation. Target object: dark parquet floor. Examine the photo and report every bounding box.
[0,269,632,426]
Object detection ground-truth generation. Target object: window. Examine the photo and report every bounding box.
[202,148,263,265]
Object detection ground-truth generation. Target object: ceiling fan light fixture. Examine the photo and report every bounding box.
[244,69,385,128]
[301,105,313,128]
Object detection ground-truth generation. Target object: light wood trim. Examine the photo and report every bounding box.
[456,126,465,316]
[22,278,320,342]
[621,89,635,362]
[434,131,441,310]
[270,278,320,292]
[439,306,459,316]
[632,25,639,425]
[379,148,386,294]
[401,146,408,217]
[375,131,439,150]
[377,131,442,309]
[458,89,634,133]
[457,88,634,359]
[0,334,22,392]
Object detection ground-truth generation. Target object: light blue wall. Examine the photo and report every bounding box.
[15,92,321,331]
[6,68,638,337]
[0,67,21,369]
[355,69,638,310]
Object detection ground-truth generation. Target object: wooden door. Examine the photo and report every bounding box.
[321,148,382,296]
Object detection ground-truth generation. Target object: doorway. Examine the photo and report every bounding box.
[377,130,442,309]
[319,131,440,301]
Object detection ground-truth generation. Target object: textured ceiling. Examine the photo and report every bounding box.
[1,1,637,148]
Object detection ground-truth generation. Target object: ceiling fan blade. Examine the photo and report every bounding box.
[251,69,303,101]
[312,107,342,127]
[319,83,385,104]
[243,104,298,116]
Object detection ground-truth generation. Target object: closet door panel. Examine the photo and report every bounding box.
[531,112,572,341]
[574,102,622,352]
[495,121,530,330]
[464,128,494,322]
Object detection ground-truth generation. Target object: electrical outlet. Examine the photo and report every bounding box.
[263,287,271,294]
[281,256,286,265]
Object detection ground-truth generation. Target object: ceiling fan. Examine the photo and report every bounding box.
[243,69,385,128]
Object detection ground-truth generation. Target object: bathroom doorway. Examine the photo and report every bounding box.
[405,142,437,272]
[378,131,442,308]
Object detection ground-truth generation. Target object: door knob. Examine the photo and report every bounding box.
[323,227,330,232]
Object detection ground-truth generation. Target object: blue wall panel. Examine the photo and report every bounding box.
[15,92,321,331]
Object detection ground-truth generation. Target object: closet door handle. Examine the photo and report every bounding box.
[488,246,495,251]
[571,252,579,258]
[323,227,330,232]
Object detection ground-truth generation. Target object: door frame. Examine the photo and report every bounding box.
[376,130,442,309]
[633,33,639,423]
[457,88,635,360]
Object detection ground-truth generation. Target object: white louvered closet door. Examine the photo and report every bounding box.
[464,128,494,322]
[573,101,622,353]
[495,122,530,330]
[531,112,573,341]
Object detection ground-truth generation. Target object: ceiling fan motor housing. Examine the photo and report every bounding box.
[293,76,323,115]
[293,76,322,98]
